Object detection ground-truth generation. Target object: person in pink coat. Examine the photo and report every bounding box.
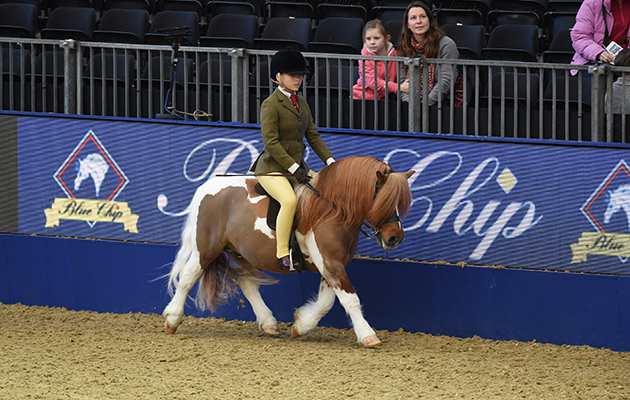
[352,19,398,100]
[571,0,630,67]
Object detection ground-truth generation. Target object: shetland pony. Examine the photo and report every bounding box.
[163,156,414,346]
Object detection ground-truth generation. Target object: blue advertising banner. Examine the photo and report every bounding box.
[16,116,630,275]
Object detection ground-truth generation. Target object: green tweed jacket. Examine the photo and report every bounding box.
[251,88,333,175]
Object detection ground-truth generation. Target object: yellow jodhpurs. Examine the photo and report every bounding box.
[257,173,297,259]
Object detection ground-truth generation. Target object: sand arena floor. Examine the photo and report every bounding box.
[0,303,628,399]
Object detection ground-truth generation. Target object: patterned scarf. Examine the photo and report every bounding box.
[409,36,436,101]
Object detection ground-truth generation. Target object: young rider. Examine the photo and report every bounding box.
[250,47,335,270]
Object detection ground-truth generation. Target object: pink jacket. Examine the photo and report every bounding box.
[571,0,630,66]
[352,42,398,100]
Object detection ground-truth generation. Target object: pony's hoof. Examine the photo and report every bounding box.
[291,324,301,338]
[362,336,381,347]
[263,326,280,335]
[165,320,177,334]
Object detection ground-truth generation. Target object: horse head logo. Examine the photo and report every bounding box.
[74,153,109,197]
[604,184,630,231]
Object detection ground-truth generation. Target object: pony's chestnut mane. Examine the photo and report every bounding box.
[296,156,412,231]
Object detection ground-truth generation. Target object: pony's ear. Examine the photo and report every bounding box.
[376,170,389,186]
[403,170,415,180]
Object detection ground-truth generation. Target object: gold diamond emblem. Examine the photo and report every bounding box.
[497,168,517,194]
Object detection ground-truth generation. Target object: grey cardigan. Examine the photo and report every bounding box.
[400,35,459,106]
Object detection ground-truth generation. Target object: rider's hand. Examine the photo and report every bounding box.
[293,167,311,184]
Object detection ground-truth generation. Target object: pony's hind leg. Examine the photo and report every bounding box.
[239,277,280,335]
[163,251,203,334]
[292,277,336,339]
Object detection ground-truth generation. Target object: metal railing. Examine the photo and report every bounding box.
[2,37,630,141]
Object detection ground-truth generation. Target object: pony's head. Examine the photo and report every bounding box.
[297,156,414,250]
[369,168,415,250]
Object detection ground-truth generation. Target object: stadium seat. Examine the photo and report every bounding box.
[206,0,260,19]
[542,28,574,63]
[93,8,150,44]
[315,0,375,23]
[33,49,65,113]
[1,47,31,111]
[199,13,259,48]
[265,0,315,21]
[481,24,539,62]
[145,10,200,45]
[102,0,152,12]
[254,17,312,51]
[481,71,541,109]
[155,0,205,19]
[308,17,364,54]
[40,7,97,41]
[0,3,38,38]
[82,53,137,117]
[440,23,486,59]
[48,0,98,10]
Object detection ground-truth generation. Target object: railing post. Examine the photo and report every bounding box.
[230,48,247,123]
[62,39,78,115]
[407,56,422,133]
[589,64,608,142]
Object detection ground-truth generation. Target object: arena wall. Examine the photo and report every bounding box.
[2,111,630,351]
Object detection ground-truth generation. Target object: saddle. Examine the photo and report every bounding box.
[254,183,305,272]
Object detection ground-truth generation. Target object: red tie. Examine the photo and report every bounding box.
[290,93,299,112]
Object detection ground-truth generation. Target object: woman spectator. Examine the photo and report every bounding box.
[397,1,459,106]
[571,0,630,67]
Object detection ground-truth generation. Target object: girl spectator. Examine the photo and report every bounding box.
[397,1,459,106]
[352,19,398,100]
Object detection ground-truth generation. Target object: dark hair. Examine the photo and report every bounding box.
[362,19,390,42]
[397,1,444,59]
[616,48,630,67]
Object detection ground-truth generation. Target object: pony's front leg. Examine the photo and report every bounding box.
[238,277,279,335]
[331,285,380,346]
[162,257,204,334]
[292,277,336,338]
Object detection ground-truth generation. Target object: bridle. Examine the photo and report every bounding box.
[361,169,400,239]
[305,169,401,240]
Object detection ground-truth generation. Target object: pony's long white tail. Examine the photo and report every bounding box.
[166,208,198,297]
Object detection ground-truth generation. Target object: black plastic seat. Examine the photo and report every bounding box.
[254,17,312,51]
[48,0,97,9]
[0,3,38,38]
[440,23,486,59]
[542,28,574,63]
[199,13,259,48]
[33,49,65,113]
[207,0,260,18]
[93,8,150,44]
[102,0,152,11]
[1,47,31,111]
[156,0,205,19]
[544,10,576,40]
[82,53,137,117]
[315,0,375,23]
[265,0,315,20]
[482,71,541,109]
[40,7,97,41]
[308,17,364,54]
[145,10,200,45]
[481,24,539,62]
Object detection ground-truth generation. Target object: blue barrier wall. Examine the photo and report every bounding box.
[1,233,628,351]
[12,114,630,275]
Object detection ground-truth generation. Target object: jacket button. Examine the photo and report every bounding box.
[298,118,302,122]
